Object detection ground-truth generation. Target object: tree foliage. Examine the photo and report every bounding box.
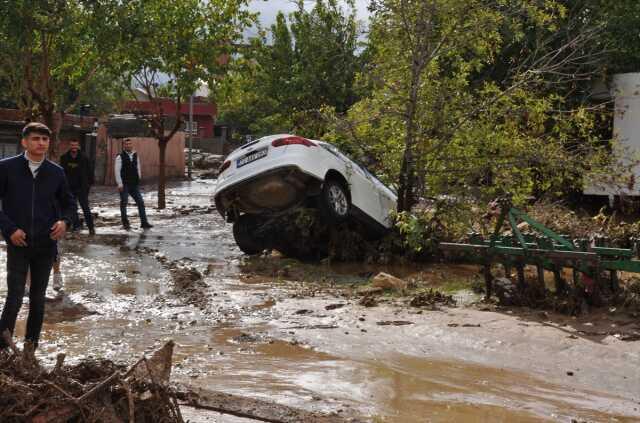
[217,0,362,139]
[109,0,254,208]
[322,0,625,214]
[0,0,121,150]
[574,0,640,74]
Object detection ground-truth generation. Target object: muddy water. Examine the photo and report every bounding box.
[0,179,637,422]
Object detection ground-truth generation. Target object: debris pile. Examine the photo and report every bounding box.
[409,289,456,308]
[169,262,211,310]
[0,333,182,422]
[526,201,640,247]
[619,278,640,311]
[185,150,225,179]
[185,150,224,170]
[169,265,204,291]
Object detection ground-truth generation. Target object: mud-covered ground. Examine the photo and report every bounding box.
[4,178,639,422]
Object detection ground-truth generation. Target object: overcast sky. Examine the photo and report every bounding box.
[247,0,370,36]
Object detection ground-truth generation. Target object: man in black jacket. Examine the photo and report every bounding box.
[0,122,74,351]
[60,140,95,235]
[115,138,153,230]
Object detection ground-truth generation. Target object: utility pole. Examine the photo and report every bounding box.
[188,94,194,179]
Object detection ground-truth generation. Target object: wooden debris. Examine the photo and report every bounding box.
[0,339,182,422]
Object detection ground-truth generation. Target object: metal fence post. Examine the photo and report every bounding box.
[188,94,194,179]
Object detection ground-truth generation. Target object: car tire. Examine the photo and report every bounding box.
[321,178,350,223]
[232,214,266,255]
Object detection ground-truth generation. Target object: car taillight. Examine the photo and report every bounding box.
[219,160,230,173]
[271,136,316,147]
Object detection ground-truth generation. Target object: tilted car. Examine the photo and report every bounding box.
[214,134,397,255]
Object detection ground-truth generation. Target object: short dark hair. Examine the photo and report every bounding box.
[22,122,51,138]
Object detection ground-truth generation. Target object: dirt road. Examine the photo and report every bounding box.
[3,179,638,422]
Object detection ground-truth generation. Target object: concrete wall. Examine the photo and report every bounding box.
[190,137,224,155]
[98,130,185,186]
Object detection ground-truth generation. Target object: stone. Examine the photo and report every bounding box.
[493,277,518,306]
[371,272,408,292]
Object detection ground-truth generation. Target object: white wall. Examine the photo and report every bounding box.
[584,73,640,196]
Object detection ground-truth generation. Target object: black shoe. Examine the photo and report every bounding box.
[123,223,131,231]
[89,228,96,236]
[141,223,153,229]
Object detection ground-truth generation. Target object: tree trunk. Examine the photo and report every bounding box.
[397,150,415,212]
[158,139,167,209]
[397,53,424,213]
[41,109,62,160]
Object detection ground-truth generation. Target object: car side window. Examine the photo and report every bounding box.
[318,142,396,196]
[320,143,358,168]
[319,143,342,160]
[320,144,366,179]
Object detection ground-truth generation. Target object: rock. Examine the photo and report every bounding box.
[493,277,519,306]
[359,295,378,307]
[357,286,384,296]
[325,303,345,311]
[371,272,408,292]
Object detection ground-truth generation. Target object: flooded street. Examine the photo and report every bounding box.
[4,179,639,422]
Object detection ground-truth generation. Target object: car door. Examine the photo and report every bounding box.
[373,176,397,228]
[355,164,397,228]
[322,144,385,224]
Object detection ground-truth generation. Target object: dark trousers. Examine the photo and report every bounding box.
[72,189,94,230]
[0,245,55,348]
[119,184,149,225]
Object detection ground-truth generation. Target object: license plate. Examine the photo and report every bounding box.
[237,148,268,168]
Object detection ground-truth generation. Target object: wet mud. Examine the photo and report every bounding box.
[0,179,637,422]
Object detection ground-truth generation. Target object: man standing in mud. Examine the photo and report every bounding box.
[115,138,153,230]
[0,122,74,351]
[61,140,95,235]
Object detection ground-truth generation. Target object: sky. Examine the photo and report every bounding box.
[247,0,370,36]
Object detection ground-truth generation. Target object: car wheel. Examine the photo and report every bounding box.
[232,214,266,255]
[321,178,350,223]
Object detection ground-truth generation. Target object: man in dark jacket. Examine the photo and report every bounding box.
[115,138,153,230]
[0,122,74,351]
[60,140,95,235]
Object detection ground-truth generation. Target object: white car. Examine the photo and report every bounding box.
[214,134,397,255]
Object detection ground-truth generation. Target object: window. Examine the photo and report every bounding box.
[184,120,198,136]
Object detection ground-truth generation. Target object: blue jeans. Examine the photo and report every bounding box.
[119,185,149,226]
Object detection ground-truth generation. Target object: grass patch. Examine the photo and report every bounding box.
[431,277,475,293]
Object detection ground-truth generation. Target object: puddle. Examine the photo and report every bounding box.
[361,355,637,423]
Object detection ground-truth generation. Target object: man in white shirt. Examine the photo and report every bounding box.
[115,139,152,230]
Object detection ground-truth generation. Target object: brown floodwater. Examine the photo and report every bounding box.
[0,180,637,422]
